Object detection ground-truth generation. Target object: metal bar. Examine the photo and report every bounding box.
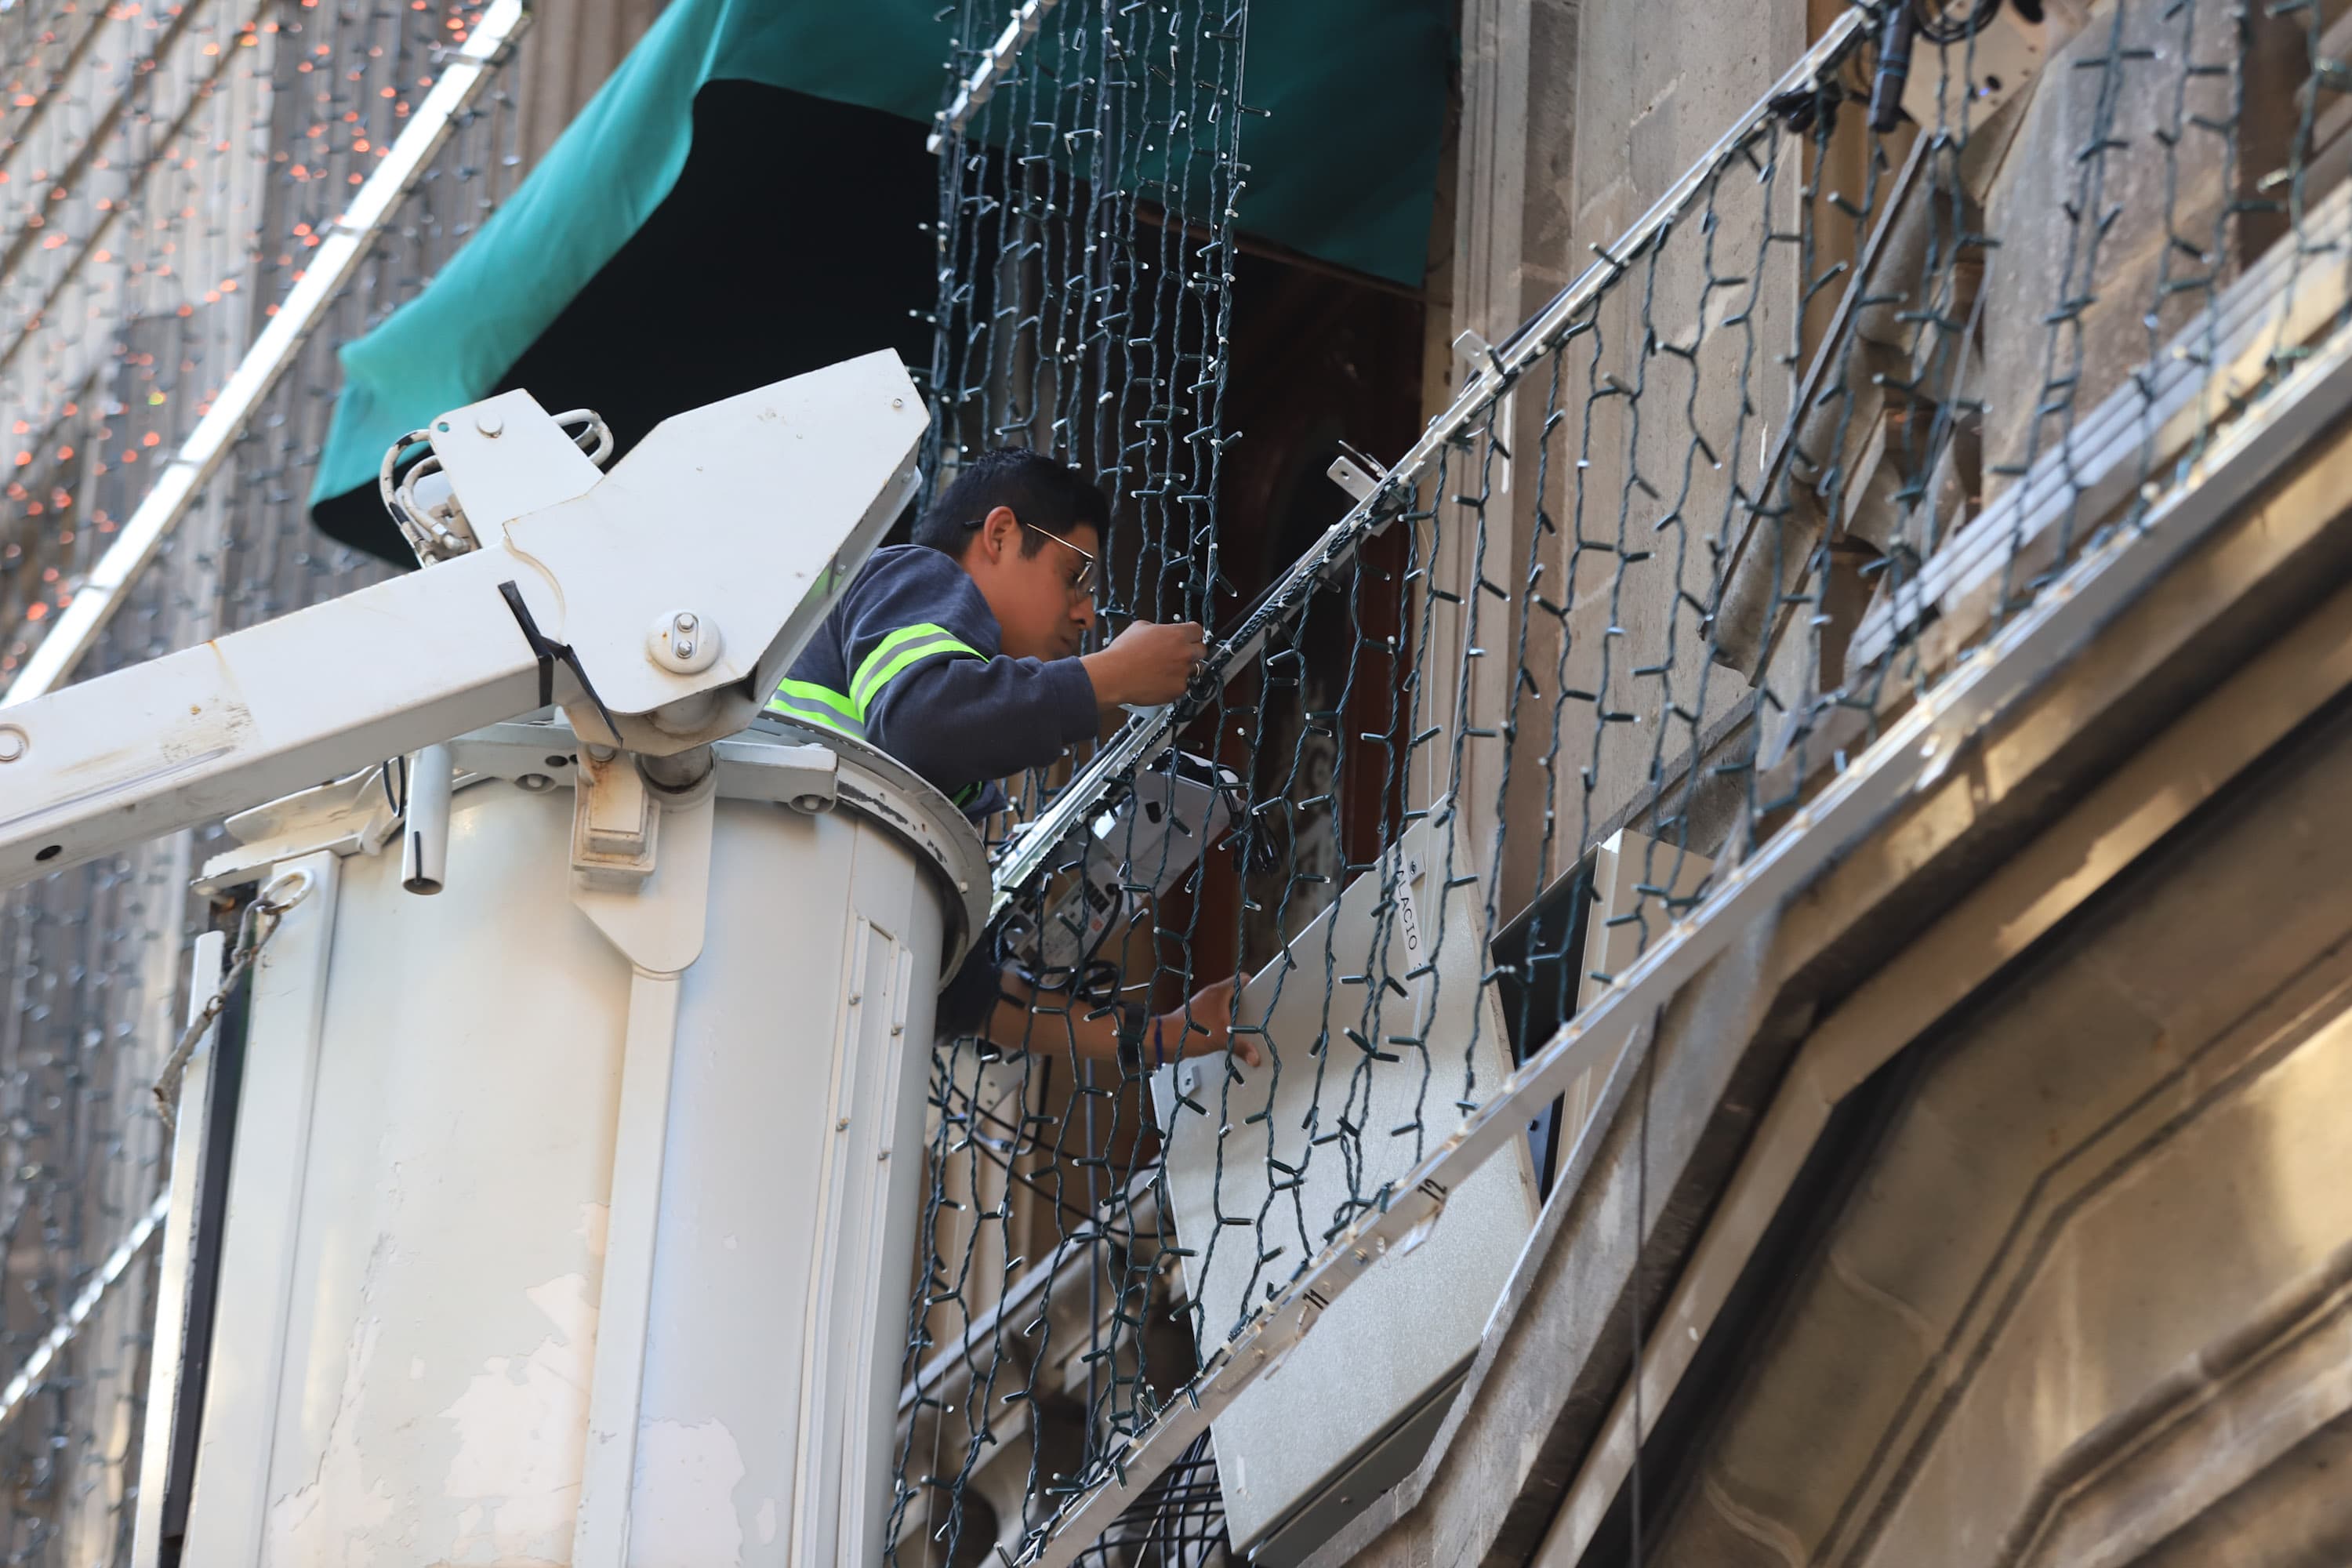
[928,0,1065,154]
[0,1190,170,1436]
[1012,298,2352,1568]
[129,926,229,1567]
[986,5,1872,919]
[1847,169,2352,672]
[572,971,686,1566]
[0,0,532,707]
[0,546,547,889]
[1714,130,1931,674]
[898,1169,1158,1414]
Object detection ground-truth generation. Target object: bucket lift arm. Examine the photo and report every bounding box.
[0,352,926,890]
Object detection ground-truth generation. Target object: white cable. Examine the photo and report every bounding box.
[0,1192,171,1437]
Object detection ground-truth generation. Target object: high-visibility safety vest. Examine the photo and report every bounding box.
[766,546,1102,820]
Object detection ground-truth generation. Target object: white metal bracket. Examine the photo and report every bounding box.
[571,750,661,891]
[0,353,924,891]
[571,788,713,980]
[1327,440,1390,506]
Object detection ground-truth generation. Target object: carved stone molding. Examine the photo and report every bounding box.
[1650,710,2352,1568]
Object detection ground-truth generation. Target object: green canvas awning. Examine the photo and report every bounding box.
[308,0,1451,540]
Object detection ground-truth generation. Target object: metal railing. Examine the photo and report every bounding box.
[899,1,2350,1561]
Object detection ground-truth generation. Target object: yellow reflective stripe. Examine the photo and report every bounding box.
[849,623,951,703]
[773,677,859,722]
[855,634,981,713]
[851,624,981,712]
[769,704,861,741]
[767,687,862,740]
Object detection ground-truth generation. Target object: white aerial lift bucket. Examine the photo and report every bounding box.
[133,713,985,1567]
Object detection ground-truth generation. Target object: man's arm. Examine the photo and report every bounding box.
[840,543,1210,791]
[834,549,1099,786]
[866,653,1098,788]
[983,967,1261,1070]
[866,617,1213,787]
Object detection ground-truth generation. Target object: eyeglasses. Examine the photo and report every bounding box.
[1022,523,1098,598]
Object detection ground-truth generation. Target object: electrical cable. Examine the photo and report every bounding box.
[1871,0,2006,132]
[380,753,408,820]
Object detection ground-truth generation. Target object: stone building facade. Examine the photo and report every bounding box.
[1302,2,2352,1564]
[909,1,2352,1564]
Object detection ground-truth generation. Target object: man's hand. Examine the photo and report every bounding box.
[1081,620,1209,709]
[1149,971,1260,1069]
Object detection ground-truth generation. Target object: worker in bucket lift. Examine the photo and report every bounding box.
[770,446,1260,1070]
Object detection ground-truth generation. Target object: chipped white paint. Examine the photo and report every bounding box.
[265,1316,394,1564]
[577,1203,610,1259]
[634,1419,748,1566]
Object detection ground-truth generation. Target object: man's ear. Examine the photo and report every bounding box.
[973,504,1021,566]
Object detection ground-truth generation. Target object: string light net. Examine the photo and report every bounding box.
[0,3,524,1559]
[895,1,2346,1563]
[923,0,1249,847]
[900,2,1251,1562]
[0,0,2334,1562]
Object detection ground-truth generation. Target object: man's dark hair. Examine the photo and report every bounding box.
[913,447,1112,559]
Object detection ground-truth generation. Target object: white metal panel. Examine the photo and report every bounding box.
[632,797,946,1566]
[0,354,926,889]
[180,851,342,1568]
[237,792,626,1567]
[1151,815,1539,1554]
[504,353,927,721]
[131,928,227,1567]
[630,799,859,1565]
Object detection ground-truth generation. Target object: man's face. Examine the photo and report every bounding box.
[967,506,1100,662]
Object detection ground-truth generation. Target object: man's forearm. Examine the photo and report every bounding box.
[978,965,1249,1068]
[983,967,1127,1062]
